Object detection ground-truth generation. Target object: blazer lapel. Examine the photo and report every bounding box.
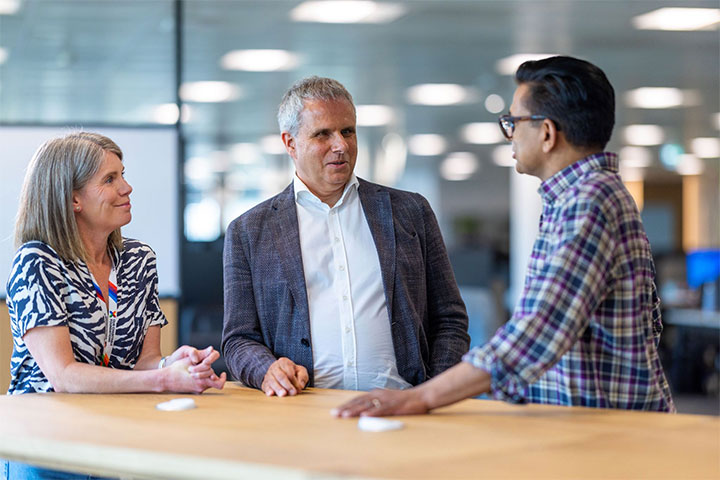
[358,179,396,313]
[269,184,310,318]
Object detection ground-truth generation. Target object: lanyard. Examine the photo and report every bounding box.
[91,264,118,367]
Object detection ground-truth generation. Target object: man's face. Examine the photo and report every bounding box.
[509,83,545,179]
[283,98,357,202]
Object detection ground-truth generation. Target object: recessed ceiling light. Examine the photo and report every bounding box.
[290,1,406,24]
[406,84,474,106]
[179,81,242,103]
[260,135,287,155]
[460,122,504,144]
[676,154,705,176]
[492,145,515,167]
[633,8,720,31]
[220,49,299,72]
[691,137,720,158]
[0,47,7,65]
[623,125,665,146]
[495,53,558,75]
[408,134,446,156]
[624,87,699,109]
[356,105,394,126]
[619,146,652,168]
[230,143,262,164]
[440,152,478,181]
[484,94,505,114]
[0,0,20,15]
[151,103,192,124]
[152,104,179,125]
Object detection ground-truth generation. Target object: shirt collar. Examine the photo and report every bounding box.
[293,173,359,209]
[539,152,618,203]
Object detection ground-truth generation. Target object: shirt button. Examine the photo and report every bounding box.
[339,265,345,271]
[346,360,353,367]
[300,338,310,347]
[334,236,340,242]
[343,295,348,301]
[345,326,351,333]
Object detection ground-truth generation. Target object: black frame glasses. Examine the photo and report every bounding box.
[498,114,549,140]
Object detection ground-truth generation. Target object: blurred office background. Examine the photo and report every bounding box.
[0,0,718,413]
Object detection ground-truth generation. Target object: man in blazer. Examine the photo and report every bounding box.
[222,76,469,396]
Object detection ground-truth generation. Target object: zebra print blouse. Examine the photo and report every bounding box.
[6,238,167,394]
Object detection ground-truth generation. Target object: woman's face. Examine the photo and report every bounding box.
[73,151,133,239]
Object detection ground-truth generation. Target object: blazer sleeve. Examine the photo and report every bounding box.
[221,217,278,389]
[418,195,471,377]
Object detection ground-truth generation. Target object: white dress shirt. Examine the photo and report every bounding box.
[293,174,411,391]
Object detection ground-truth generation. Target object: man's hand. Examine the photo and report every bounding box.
[330,388,429,418]
[262,357,309,397]
[331,362,493,418]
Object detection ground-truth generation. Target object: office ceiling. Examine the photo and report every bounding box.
[1,0,718,178]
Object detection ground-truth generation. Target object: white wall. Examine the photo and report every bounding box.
[0,126,179,296]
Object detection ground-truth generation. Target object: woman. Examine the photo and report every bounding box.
[6,131,226,395]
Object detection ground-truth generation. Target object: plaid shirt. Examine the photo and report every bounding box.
[464,152,675,412]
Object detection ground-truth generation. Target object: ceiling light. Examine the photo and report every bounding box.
[406,84,474,106]
[0,0,20,15]
[230,143,262,164]
[633,8,720,31]
[625,87,699,109]
[484,94,505,114]
[260,135,287,155]
[461,122,504,144]
[291,1,406,24]
[691,137,720,158]
[623,125,665,146]
[495,53,557,75]
[179,81,242,103]
[408,134,446,156]
[0,47,7,65]
[220,49,299,72]
[492,145,515,167]
[152,104,179,125]
[676,154,705,176]
[440,152,478,181]
[356,105,394,126]
[619,146,652,168]
[151,104,192,124]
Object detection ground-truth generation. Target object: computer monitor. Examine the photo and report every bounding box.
[686,250,720,289]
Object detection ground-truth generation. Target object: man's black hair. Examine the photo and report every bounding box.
[515,55,615,150]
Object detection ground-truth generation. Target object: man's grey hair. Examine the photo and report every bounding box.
[277,76,355,136]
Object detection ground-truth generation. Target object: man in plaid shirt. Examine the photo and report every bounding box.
[334,55,675,416]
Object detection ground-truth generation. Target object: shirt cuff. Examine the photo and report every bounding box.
[463,344,529,404]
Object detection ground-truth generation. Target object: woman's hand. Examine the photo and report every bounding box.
[162,345,226,393]
[165,345,219,370]
[163,356,227,393]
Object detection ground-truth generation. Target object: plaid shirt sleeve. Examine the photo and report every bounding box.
[463,194,616,403]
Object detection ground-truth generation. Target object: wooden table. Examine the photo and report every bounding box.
[0,383,718,479]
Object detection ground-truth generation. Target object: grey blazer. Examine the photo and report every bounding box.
[221,178,470,389]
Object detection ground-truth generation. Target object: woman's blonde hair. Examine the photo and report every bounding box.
[15,131,124,262]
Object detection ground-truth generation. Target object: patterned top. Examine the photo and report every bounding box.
[463,152,675,412]
[6,238,167,394]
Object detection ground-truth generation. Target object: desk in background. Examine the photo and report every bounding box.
[0,384,718,479]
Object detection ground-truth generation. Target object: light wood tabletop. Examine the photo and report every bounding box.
[0,383,718,479]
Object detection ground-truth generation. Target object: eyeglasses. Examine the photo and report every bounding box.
[498,114,549,140]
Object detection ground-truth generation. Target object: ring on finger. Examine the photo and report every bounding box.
[371,398,382,409]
